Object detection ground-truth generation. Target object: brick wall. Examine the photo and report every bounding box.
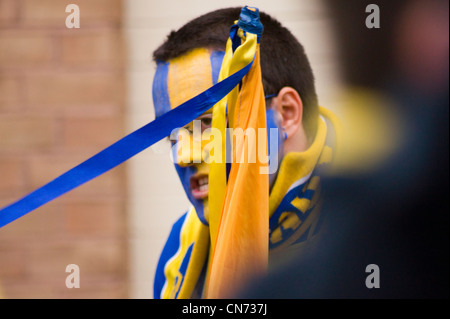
[0,0,128,298]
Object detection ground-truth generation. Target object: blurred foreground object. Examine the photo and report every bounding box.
[238,0,449,298]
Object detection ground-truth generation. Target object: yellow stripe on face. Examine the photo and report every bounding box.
[168,48,213,109]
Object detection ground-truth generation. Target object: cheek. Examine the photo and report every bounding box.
[174,162,208,187]
[174,165,196,190]
[266,109,285,155]
[195,162,210,176]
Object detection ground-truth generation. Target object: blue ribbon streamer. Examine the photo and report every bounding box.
[0,59,254,228]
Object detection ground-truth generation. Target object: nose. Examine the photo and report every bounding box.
[175,129,203,167]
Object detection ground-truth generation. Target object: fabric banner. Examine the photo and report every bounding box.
[206,7,268,298]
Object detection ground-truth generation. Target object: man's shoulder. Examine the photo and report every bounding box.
[168,210,189,232]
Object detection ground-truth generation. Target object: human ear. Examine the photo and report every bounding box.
[273,87,303,139]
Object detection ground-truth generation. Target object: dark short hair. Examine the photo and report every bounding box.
[153,7,319,139]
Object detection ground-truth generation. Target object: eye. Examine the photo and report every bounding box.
[183,124,194,135]
[201,117,212,127]
[199,115,213,131]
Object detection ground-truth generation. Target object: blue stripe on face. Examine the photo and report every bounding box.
[174,163,208,225]
[266,109,285,188]
[210,51,225,85]
[266,108,284,161]
[153,61,172,118]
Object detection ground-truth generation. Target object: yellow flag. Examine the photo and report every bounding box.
[206,16,269,298]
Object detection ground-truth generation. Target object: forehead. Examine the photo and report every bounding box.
[152,48,225,117]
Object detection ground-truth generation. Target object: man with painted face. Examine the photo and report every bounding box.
[152,7,340,299]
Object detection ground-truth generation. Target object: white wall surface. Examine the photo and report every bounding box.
[123,0,342,299]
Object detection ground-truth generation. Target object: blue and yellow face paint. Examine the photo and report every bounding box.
[266,108,285,189]
[152,48,284,225]
[153,48,224,225]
